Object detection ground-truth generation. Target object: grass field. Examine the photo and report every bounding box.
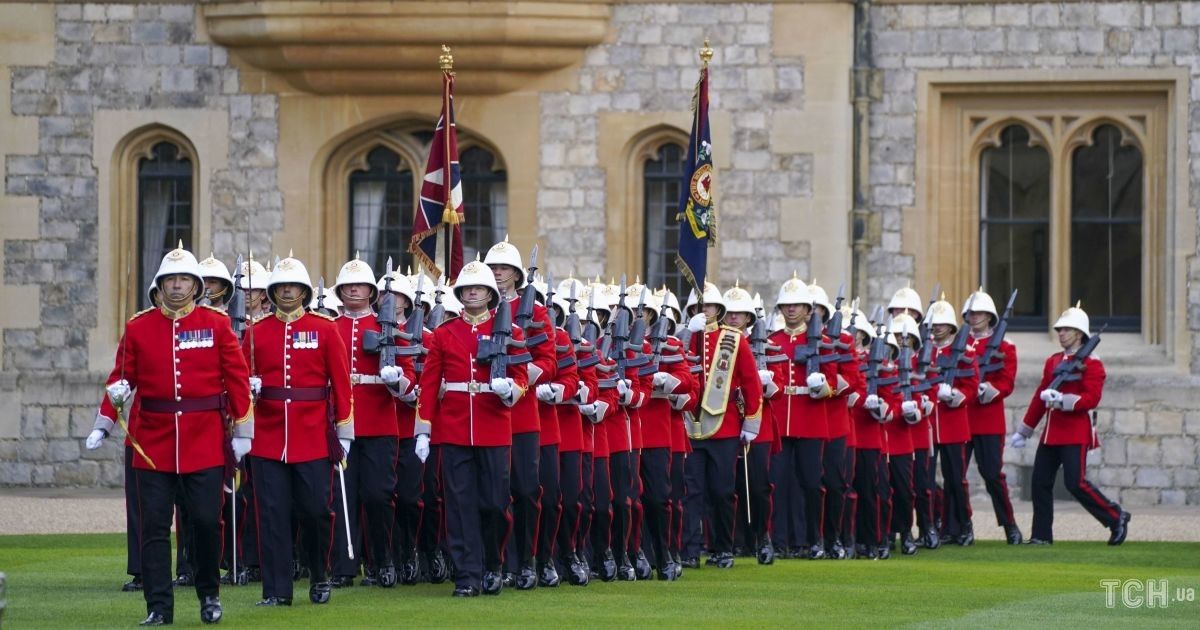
[1,534,1198,628]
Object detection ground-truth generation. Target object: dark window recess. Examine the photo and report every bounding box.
[138,142,193,309]
[459,146,508,264]
[1070,125,1143,332]
[978,125,1051,329]
[644,142,688,298]
[349,146,414,275]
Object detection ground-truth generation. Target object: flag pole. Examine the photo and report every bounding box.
[439,45,456,281]
[695,38,713,411]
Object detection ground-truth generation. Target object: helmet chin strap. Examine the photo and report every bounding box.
[272,288,306,314]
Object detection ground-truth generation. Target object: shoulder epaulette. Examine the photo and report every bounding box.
[200,304,230,317]
[128,307,155,322]
[251,313,271,325]
[309,311,337,322]
[434,318,457,330]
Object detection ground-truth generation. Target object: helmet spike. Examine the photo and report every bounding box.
[940,291,946,301]
[177,239,184,249]
[288,248,294,258]
[355,250,360,260]
[1076,300,1082,309]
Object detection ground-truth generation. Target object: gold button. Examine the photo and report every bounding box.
[175,397,181,402]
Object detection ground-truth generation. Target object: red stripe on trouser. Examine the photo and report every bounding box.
[325,467,336,576]
[960,447,972,520]
[997,440,1015,524]
[1078,452,1120,521]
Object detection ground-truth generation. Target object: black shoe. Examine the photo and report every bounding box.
[452,585,480,597]
[360,570,379,587]
[854,544,870,558]
[172,573,194,587]
[657,562,681,581]
[1004,524,1024,545]
[428,549,449,584]
[245,567,261,583]
[1108,511,1131,546]
[400,555,420,585]
[876,544,892,560]
[733,546,751,558]
[599,549,617,582]
[957,524,975,547]
[139,611,171,626]
[680,556,700,569]
[122,576,143,592]
[713,552,735,569]
[255,597,292,606]
[329,575,355,588]
[901,535,918,556]
[501,572,516,588]
[634,550,653,580]
[377,565,398,588]
[828,542,847,560]
[309,581,332,604]
[704,553,719,567]
[220,571,232,585]
[757,541,775,565]
[617,559,637,581]
[538,562,560,587]
[922,529,941,550]
[482,570,503,595]
[1025,537,1053,545]
[807,545,826,560]
[200,597,222,625]
[566,554,589,586]
[293,563,310,581]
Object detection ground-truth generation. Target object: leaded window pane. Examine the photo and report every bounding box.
[138,142,192,309]
[350,146,413,274]
[644,143,687,297]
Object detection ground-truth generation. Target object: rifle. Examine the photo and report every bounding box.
[638,300,674,377]
[791,308,825,376]
[395,272,428,372]
[978,289,1018,376]
[1048,324,1107,390]
[514,245,548,347]
[625,286,653,370]
[476,292,532,380]
[427,276,446,329]
[581,287,601,348]
[602,276,633,377]
[363,259,404,371]
[315,277,331,316]
[915,298,976,393]
[917,282,940,341]
[749,309,785,371]
[228,254,246,341]
[820,282,850,362]
[862,328,895,397]
[569,283,601,370]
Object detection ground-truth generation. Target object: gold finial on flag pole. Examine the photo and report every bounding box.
[440,45,455,72]
[699,38,713,67]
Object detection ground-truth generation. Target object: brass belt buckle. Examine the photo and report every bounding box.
[350,373,362,385]
[467,381,482,394]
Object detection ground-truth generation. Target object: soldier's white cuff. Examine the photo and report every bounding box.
[978,382,1000,405]
[1060,393,1082,412]
[336,421,355,441]
[528,364,544,385]
[947,388,966,408]
[763,381,780,398]
[835,374,850,395]
[670,393,691,411]
[871,402,890,423]
[233,414,254,439]
[741,417,762,436]
[846,392,861,408]
[413,419,431,437]
[657,373,682,394]
[93,412,116,434]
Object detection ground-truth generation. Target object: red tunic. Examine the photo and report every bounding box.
[848,347,894,451]
[688,325,763,441]
[1021,352,1106,448]
[245,310,353,463]
[825,331,858,440]
[416,312,529,447]
[575,342,599,454]
[766,327,837,439]
[602,348,646,455]
[643,338,693,450]
[102,305,252,473]
[335,312,416,438]
[506,299,557,435]
[928,343,979,445]
[538,328,581,447]
[966,333,1016,436]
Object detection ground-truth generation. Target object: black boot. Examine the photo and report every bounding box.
[122,576,143,592]
[139,612,171,626]
[516,565,538,590]
[757,539,776,565]
[713,551,734,569]
[680,556,700,569]
[360,568,378,587]
[921,529,940,550]
[309,581,333,604]
[377,565,398,587]
[957,523,975,546]
[875,544,890,560]
[807,544,826,560]
[634,550,653,580]
[400,553,420,585]
[482,570,503,595]
[567,553,589,586]
[616,555,637,581]
[452,585,480,597]
[172,573,193,587]
[329,575,355,588]
[901,535,919,556]
[598,549,617,582]
[200,596,222,625]
[255,596,292,606]
[501,572,516,588]
[538,561,560,587]
[428,549,449,584]
[1108,511,1132,546]
[1004,524,1024,545]
[828,541,848,560]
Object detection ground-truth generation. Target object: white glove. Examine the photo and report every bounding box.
[901,400,919,417]
[687,313,707,333]
[415,435,430,463]
[758,370,773,387]
[231,437,252,462]
[106,379,132,408]
[653,372,669,389]
[740,429,758,443]
[617,378,635,406]
[865,394,881,410]
[575,384,590,404]
[380,365,403,385]
[536,383,557,403]
[249,376,262,397]
[1040,388,1062,404]
[339,438,351,460]
[806,372,827,390]
[491,377,513,398]
[937,382,953,402]
[579,403,597,416]
[85,429,106,450]
[399,385,420,405]
[1008,431,1026,448]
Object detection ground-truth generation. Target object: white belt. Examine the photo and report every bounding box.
[443,382,493,394]
[783,385,811,396]
[650,391,670,399]
[351,374,387,385]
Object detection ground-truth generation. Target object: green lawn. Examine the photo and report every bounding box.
[1,534,1197,628]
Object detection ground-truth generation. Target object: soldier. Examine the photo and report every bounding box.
[484,240,557,590]
[887,314,923,556]
[848,313,897,559]
[657,289,695,572]
[328,257,415,588]
[86,246,252,625]
[683,282,763,569]
[766,277,837,559]
[889,288,939,550]
[924,299,979,545]
[199,255,235,310]
[243,255,354,606]
[415,260,529,596]
[1010,305,1130,545]
[239,258,271,320]
[962,290,1021,544]
[409,271,450,585]
[583,281,619,581]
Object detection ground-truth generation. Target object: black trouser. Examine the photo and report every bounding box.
[638,447,671,568]
[125,445,143,577]
[577,453,595,560]
[853,449,883,547]
[417,444,443,557]
[822,437,850,546]
[334,436,398,576]
[537,444,561,565]
[136,466,223,619]
[842,446,858,548]
[913,448,936,533]
[937,443,972,538]
[768,449,792,549]
[684,438,738,554]
[967,435,1016,527]
[628,450,643,559]
[734,442,771,547]
[250,457,334,600]
[669,451,685,557]
[781,437,824,547]
[222,460,258,572]
[557,450,583,564]
[506,432,541,571]
[174,498,194,578]
[888,454,914,538]
[393,437,424,565]
[590,456,612,562]
[1031,443,1123,541]
[442,444,511,590]
[682,445,711,559]
[609,450,636,564]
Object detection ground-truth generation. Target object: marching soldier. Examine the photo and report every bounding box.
[683,282,763,569]
[925,299,979,545]
[329,257,415,588]
[962,290,1022,544]
[199,255,235,310]
[887,314,923,556]
[87,245,252,625]
[239,258,271,320]
[766,277,837,559]
[657,289,694,572]
[848,313,897,559]
[409,271,450,585]
[243,254,354,607]
[583,281,619,581]
[415,260,530,596]
[1010,304,1130,545]
[484,240,557,590]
